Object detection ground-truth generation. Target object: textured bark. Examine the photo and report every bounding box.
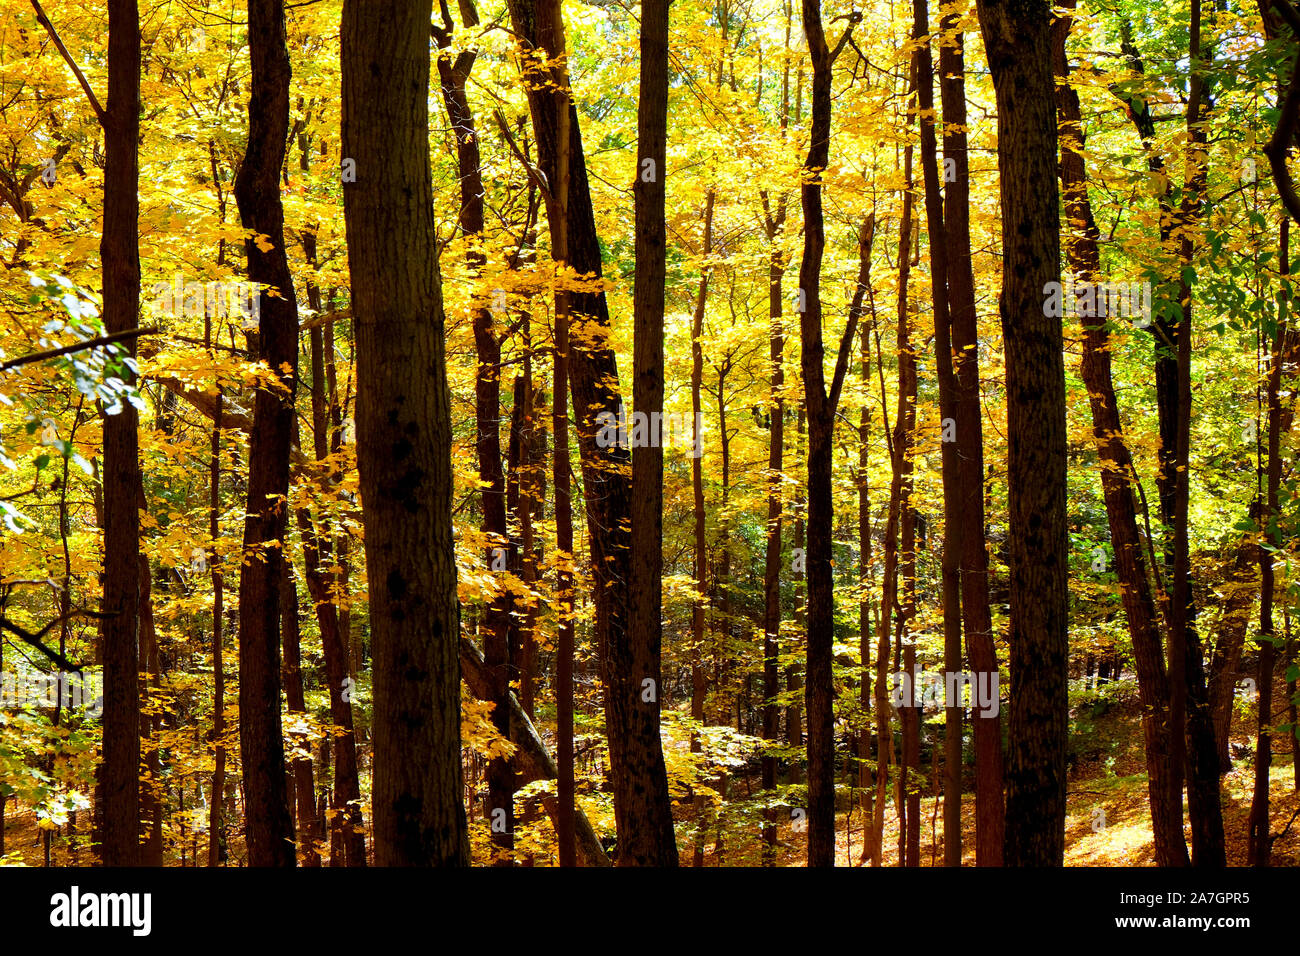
[341,0,468,866]
[232,0,298,868]
[974,0,1069,866]
[626,0,678,867]
[99,0,142,868]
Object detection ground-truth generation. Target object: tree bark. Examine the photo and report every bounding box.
[232,0,299,868]
[627,0,678,867]
[99,0,142,868]
[341,0,468,866]
[973,0,1069,866]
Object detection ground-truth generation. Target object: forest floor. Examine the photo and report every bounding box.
[3,682,1297,866]
[799,688,1300,868]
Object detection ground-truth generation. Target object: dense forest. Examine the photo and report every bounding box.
[0,0,1298,871]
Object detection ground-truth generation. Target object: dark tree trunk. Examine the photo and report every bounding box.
[872,141,915,867]
[99,0,142,868]
[974,0,1069,866]
[1248,217,1289,866]
[626,0,678,867]
[281,563,319,866]
[300,241,367,867]
[797,0,861,868]
[911,0,961,865]
[434,2,515,857]
[940,10,1005,866]
[232,0,298,868]
[506,0,676,865]
[341,0,468,866]
[760,189,788,864]
[1174,0,1226,867]
[207,348,226,866]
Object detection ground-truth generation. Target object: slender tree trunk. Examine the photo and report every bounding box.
[940,9,1004,866]
[139,556,163,865]
[434,5,515,857]
[1248,217,1289,866]
[98,0,143,868]
[341,0,468,866]
[691,193,715,832]
[760,200,785,865]
[1175,0,1227,867]
[973,0,1069,865]
[627,0,678,867]
[300,240,367,867]
[281,562,320,866]
[911,0,961,866]
[233,0,299,868]
[1051,0,1188,867]
[798,0,862,868]
[788,406,805,787]
[857,265,877,866]
[872,141,916,867]
[207,341,226,866]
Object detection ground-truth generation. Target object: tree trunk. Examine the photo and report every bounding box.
[99,0,142,868]
[281,563,319,866]
[941,9,1005,866]
[974,0,1069,866]
[506,0,675,865]
[207,351,226,867]
[1052,0,1188,867]
[797,0,862,868]
[1247,217,1288,866]
[872,141,916,867]
[760,191,787,864]
[627,0,678,867]
[912,0,961,865]
[341,0,468,866]
[434,3,515,857]
[233,0,299,868]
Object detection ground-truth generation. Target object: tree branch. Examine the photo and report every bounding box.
[0,326,155,372]
[29,0,107,126]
